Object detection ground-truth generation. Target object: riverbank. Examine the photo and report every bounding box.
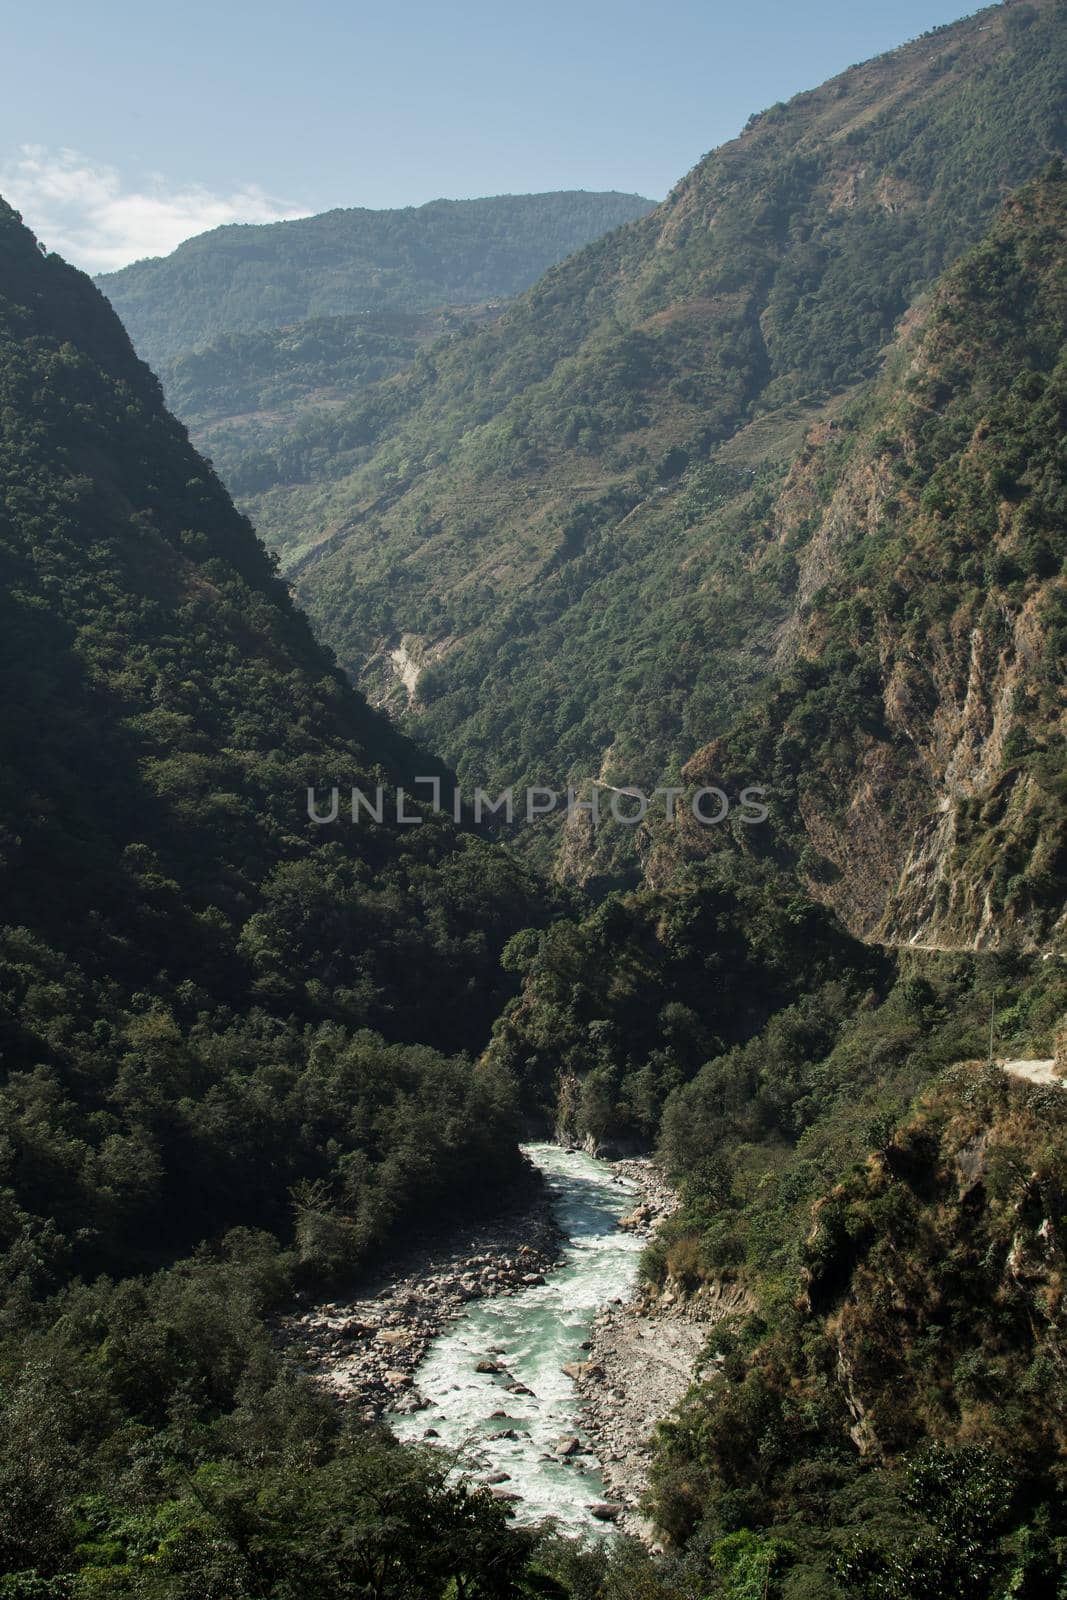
[277,1165,563,1419]
[279,1147,741,1543]
[388,1144,651,1535]
[573,1157,751,1538]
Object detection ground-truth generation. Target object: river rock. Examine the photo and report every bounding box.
[393,1391,426,1413]
[561,1361,603,1382]
[618,1202,653,1232]
[554,1435,583,1457]
[590,1503,622,1522]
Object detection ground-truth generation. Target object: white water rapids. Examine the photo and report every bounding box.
[391,1143,645,1534]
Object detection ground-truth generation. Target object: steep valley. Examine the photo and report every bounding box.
[270,0,1067,956]
[2,2,1067,1596]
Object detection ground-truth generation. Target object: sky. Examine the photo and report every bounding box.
[2,0,979,273]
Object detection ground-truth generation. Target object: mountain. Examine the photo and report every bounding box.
[94,190,657,369]
[95,191,655,566]
[0,193,553,1294]
[663,164,1067,952]
[478,160,1067,1560]
[275,0,1065,932]
[4,4,1067,1592]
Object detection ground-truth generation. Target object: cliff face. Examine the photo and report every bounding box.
[683,174,1067,952]
[803,1064,1067,1462]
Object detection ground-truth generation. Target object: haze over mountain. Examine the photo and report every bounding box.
[92,191,655,565]
[94,191,657,369]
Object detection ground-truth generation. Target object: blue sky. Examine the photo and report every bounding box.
[2,0,979,270]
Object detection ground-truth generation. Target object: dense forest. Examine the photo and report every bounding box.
[3,1,1067,1596]
[0,192,569,1298]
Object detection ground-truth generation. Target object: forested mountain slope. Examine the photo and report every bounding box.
[656,166,1067,952]
[280,0,1065,911]
[95,190,656,369]
[2,156,1066,1596]
[96,192,654,565]
[0,194,553,1293]
[649,1054,1067,1595]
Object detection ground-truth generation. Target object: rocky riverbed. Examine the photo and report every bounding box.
[279,1148,746,1542]
[572,1157,753,1538]
[277,1170,562,1420]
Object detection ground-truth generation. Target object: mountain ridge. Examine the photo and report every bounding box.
[93,189,657,368]
[0,191,553,1288]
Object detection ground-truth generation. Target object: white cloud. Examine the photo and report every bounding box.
[0,145,311,273]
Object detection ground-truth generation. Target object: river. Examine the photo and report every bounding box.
[391,1142,645,1534]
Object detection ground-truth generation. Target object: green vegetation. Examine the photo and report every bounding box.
[3,4,1067,1596]
[0,193,561,1297]
[96,191,656,369]
[270,0,1066,898]
[162,309,461,502]
[489,859,886,1139]
[166,310,438,425]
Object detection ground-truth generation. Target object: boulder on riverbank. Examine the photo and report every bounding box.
[561,1360,604,1382]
